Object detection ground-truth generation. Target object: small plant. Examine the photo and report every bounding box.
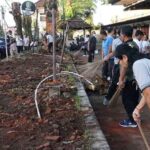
[68,75,75,85]
[74,95,81,110]
[83,130,91,150]
[67,64,73,72]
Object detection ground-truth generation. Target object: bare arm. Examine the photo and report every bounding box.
[143,87,150,109]
[103,51,115,61]
[108,44,112,54]
[118,66,127,89]
[133,87,150,122]
[133,96,146,122]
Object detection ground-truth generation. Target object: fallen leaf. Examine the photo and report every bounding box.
[36,142,50,150]
[45,135,60,141]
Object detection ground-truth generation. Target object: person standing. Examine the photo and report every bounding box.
[114,43,150,123]
[142,34,150,55]
[118,25,140,128]
[24,35,30,51]
[134,30,144,53]
[88,31,97,62]
[47,32,53,53]
[100,28,114,79]
[16,35,23,53]
[102,29,122,105]
[10,39,18,58]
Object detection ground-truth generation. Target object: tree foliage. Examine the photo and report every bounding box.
[58,0,97,22]
[22,16,32,38]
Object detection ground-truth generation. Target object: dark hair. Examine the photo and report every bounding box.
[107,27,114,33]
[115,43,140,65]
[100,30,107,36]
[121,25,133,37]
[135,30,144,37]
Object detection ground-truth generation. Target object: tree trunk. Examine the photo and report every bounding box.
[23,16,32,38]
[12,2,23,37]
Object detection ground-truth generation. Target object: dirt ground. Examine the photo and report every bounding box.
[0,54,87,150]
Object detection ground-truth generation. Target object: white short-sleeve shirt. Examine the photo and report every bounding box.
[133,58,150,91]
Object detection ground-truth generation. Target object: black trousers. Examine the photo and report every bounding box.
[17,46,23,53]
[102,59,114,78]
[48,43,53,53]
[105,64,120,100]
[88,50,95,62]
[102,61,108,78]
[122,81,139,121]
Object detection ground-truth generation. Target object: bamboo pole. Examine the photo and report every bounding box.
[52,1,56,81]
[137,121,150,150]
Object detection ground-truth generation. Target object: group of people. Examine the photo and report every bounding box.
[73,32,97,62]
[100,25,150,127]
[6,30,38,58]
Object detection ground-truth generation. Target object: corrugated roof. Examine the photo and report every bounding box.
[124,0,150,10]
[113,0,138,6]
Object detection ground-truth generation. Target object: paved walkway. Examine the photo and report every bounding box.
[87,91,150,150]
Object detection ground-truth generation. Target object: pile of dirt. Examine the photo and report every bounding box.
[0,54,87,150]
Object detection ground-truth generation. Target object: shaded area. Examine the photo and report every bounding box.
[87,90,150,150]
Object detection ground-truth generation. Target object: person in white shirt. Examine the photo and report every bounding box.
[24,35,30,51]
[47,33,53,53]
[16,35,23,53]
[142,34,150,54]
[10,39,18,58]
[133,30,144,53]
[115,43,150,123]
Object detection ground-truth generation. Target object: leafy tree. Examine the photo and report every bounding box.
[22,16,32,38]
[59,0,96,19]
[11,2,23,37]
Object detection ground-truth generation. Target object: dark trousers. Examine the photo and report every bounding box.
[83,48,88,55]
[122,81,139,121]
[102,61,108,78]
[108,59,114,78]
[106,64,120,100]
[17,46,23,53]
[88,50,95,62]
[24,46,29,51]
[48,42,53,53]
[102,59,114,79]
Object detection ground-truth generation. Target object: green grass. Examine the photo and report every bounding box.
[74,95,81,110]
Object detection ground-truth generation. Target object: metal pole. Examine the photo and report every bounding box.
[1,6,8,60]
[52,5,56,81]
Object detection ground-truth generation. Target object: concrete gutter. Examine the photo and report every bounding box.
[77,82,110,150]
[72,63,110,150]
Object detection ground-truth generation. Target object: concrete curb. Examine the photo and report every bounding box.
[77,82,110,150]
[72,62,110,150]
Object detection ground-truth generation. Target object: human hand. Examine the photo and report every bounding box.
[118,79,125,89]
[103,56,109,61]
[133,108,141,122]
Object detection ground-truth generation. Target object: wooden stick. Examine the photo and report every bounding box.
[109,87,121,107]
[137,121,150,150]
